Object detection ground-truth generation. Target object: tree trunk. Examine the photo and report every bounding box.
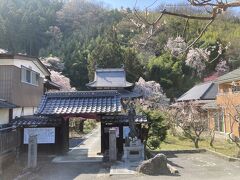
[79,121,84,133]
[194,138,199,149]
[210,130,215,147]
[237,148,240,158]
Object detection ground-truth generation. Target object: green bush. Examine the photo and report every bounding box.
[144,110,169,150]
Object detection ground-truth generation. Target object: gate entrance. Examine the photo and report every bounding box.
[17,68,148,159]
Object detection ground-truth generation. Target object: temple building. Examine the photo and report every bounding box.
[86,68,141,99]
[14,67,147,156]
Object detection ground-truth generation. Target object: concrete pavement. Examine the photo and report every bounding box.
[52,124,103,163]
[9,125,240,180]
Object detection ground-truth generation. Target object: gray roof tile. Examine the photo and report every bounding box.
[86,68,133,88]
[177,82,217,101]
[216,68,240,84]
[37,91,122,115]
[11,116,61,127]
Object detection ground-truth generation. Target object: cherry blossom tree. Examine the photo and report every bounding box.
[41,56,64,72]
[132,77,170,149]
[173,102,208,148]
[49,70,75,91]
[218,94,240,157]
[165,36,187,57]
[215,59,230,75]
[127,0,240,49]
[133,77,170,109]
[186,48,209,76]
[41,56,75,91]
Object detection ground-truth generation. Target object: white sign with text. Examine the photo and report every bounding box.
[24,127,55,144]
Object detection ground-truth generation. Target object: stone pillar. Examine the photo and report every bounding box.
[109,128,117,161]
[28,135,37,169]
[0,156,3,178]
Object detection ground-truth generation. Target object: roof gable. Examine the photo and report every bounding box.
[177,82,217,101]
[0,54,50,76]
[86,68,133,88]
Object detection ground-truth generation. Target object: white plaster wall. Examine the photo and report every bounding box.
[0,109,9,124]
[13,108,23,118]
[24,107,36,116]
[13,107,36,118]
[0,58,46,77]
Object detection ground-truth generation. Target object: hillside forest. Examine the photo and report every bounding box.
[1,0,240,100]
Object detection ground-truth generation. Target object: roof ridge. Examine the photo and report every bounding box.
[45,90,120,98]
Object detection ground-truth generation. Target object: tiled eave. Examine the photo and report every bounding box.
[11,116,61,127]
[37,90,122,115]
[0,99,17,108]
[101,115,148,124]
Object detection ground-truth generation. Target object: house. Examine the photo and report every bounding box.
[208,68,240,138]
[174,81,219,135]
[176,81,217,105]
[0,54,59,125]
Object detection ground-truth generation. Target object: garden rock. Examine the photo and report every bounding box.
[136,153,177,175]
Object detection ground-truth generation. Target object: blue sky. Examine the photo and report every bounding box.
[100,0,185,9]
[98,0,240,13]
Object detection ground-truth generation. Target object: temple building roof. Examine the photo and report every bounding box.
[37,90,122,115]
[86,68,133,89]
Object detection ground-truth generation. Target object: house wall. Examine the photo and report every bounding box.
[208,110,215,130]
[0,109,9,124]
[13,107,38,118]
[216,86,240,137]
[0,58,47,78]
[0,65,44,107]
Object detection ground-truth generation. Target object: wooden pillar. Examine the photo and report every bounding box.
[61,118,69,154]
[101,122,105,154]
[119,124,123,153]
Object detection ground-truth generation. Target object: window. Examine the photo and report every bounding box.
[232,85,240,92]
[21,66,40,86]
[213,110,225,132]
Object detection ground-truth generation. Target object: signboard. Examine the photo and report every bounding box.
[104,127,119,137]
[24,128,55,144]
[123,126,130,139]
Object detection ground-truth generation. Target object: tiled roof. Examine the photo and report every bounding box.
[11,116,61,127]
[44,79,61,90]
[101,115,148,123]
[177,82,217,101]
[216,68,240,84]
[118,89,142,99]
[0,99,17,108]
[37,91,122,115]
[86,68,133,88]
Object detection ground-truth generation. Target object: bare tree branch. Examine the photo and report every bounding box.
[130,0,240,49]
[185,18,215,51]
